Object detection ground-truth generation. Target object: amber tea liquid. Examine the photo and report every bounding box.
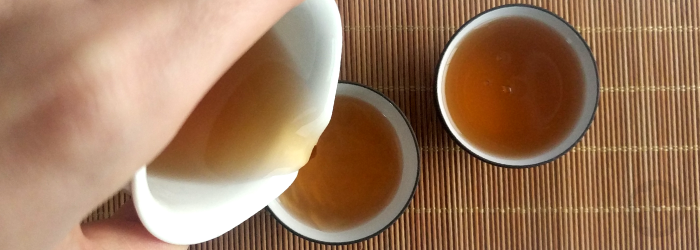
[278,96,403,232]
[149,31,321,181]
[445,17,585,159]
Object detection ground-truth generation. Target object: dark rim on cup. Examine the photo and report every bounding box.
[267,81,421,245]
[435,4,600,169]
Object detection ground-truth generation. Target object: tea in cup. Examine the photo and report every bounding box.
[268,82,420,244]
[436,5,599,167]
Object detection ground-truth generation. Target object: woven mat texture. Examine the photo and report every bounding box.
[87,0,700,249]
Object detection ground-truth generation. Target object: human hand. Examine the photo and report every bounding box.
[0,0,302,249]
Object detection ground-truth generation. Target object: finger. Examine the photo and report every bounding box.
[80,200,188,250]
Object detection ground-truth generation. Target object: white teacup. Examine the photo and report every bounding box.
[267,82,421,245]
[436,5,599,168]
[127,0,342,245]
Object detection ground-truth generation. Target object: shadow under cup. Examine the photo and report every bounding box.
[435,5,599,168]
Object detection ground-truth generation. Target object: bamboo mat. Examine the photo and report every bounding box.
[86,0,700,249]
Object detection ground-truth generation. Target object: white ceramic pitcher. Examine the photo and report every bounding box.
[126,0,342,245]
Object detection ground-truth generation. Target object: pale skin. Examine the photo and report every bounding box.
[0,0,303,249]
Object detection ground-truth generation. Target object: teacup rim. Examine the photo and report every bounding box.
[434,4,600,169]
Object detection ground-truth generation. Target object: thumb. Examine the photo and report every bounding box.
[79,200,188,250]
